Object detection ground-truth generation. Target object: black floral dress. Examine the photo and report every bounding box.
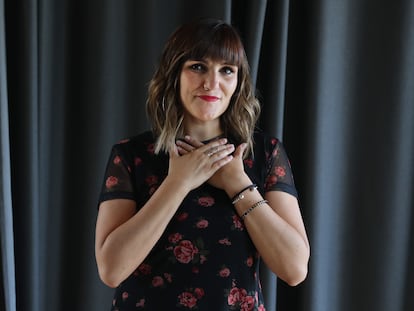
[98,130,298,311]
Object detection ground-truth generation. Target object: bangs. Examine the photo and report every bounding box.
[174,19,245,67]
[188,29,244,66]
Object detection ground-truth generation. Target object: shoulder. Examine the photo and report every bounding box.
[109,131,157,160]
[114,130,155,147]
[253,128,281,151]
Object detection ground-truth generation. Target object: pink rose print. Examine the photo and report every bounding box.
[240,295,255,311]
[152,276,164,287]
[196,219,209,229]
[134,157,142,166]
[246,256,253,267]
[148,186,158,195]
[218,238,232,246]
[173,240,199,264]
[232,215,244,230]
[168,232,183,243]
[192,266,199,274]
[113,155,121,165]
[200,255,207,264]
[137,263,152,275]
[146,175,158,186]
[136,298,145,308]
[219,267,231,277]
[198,196,215,207]
[227,281,259,311]
[164,273,172,283]
[176,212,189,221]
[228,287,247,306]
[244,158,253,168]
[105,176,118,188]
[147,143,155,154]
[178,291,197,309]
[122,292,129,300]
[271,138,277,145]
[265,175,277,189]
[258,304,266,311]
[194,288,205,299]
[274,166,286,177]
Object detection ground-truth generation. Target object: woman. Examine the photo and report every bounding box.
[95,18,310,310]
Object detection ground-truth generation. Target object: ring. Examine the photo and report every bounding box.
[205,146,219,157]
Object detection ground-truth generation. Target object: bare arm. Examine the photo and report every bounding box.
[178,136,310,286]
[95,139,235,288]
[231,187,310,286]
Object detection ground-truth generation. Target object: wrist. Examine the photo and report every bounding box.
[224,175,253,199]
[231,184,258,204]
[163,175,192,196]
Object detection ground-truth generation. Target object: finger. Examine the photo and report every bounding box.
[198,138,228,154]
[184,135,205,148]
[184,135,228,149]
[233,143,247,158]
[208,144,235,158]
[211,154,233,169]
[176,139,195,154]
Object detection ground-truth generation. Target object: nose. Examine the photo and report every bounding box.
[203,71,219,90]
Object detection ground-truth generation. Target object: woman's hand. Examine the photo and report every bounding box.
[169,137,235,192]
[176,136,250,192]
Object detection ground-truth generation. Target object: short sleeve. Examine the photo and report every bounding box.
[264,139,298,198]
[98,143,136,205]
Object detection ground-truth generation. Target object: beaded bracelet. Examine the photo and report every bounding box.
[240,199,268,220]
[231,184,257,204]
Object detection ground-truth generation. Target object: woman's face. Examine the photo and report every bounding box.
[179,58,238,125]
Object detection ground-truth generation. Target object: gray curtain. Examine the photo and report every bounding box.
[1,0,413,311]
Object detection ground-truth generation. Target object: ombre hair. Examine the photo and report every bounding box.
[146,18,261,156]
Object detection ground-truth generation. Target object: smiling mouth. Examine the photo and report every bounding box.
[199,95,220,102]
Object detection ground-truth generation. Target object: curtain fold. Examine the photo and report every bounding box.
[4,0,42,310]
[1,0,414,310]
[1,0,16,310]
[282,1,414,310]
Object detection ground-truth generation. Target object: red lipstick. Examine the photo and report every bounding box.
[199,95,219,102]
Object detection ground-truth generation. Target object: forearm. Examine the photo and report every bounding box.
[239,198,310,286]
[227,180,309,286]
[96,177,190,287]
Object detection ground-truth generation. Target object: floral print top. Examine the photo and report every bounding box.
[98,130,298,311]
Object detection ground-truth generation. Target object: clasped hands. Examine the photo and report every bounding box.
[169,136,248,191]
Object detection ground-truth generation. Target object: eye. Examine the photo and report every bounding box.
[189,63,206,72]
[221,66,236,75]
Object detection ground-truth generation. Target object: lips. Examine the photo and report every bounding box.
[199,95,220,102]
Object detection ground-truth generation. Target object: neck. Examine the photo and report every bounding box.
[183,119,223,142]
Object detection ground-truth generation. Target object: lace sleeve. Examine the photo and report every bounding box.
[264,139,298,198]
[98,143,136,205]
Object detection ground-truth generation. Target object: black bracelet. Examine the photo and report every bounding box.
[241,199,268,219]
[231,184,257,204]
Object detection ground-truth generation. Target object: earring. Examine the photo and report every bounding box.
[161,97,166,112]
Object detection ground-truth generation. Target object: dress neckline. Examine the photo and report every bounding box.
[201,133,225,144]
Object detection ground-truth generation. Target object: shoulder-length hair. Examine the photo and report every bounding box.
[146,18,261,156]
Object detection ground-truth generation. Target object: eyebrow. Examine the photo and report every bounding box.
[187,58,237,66]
